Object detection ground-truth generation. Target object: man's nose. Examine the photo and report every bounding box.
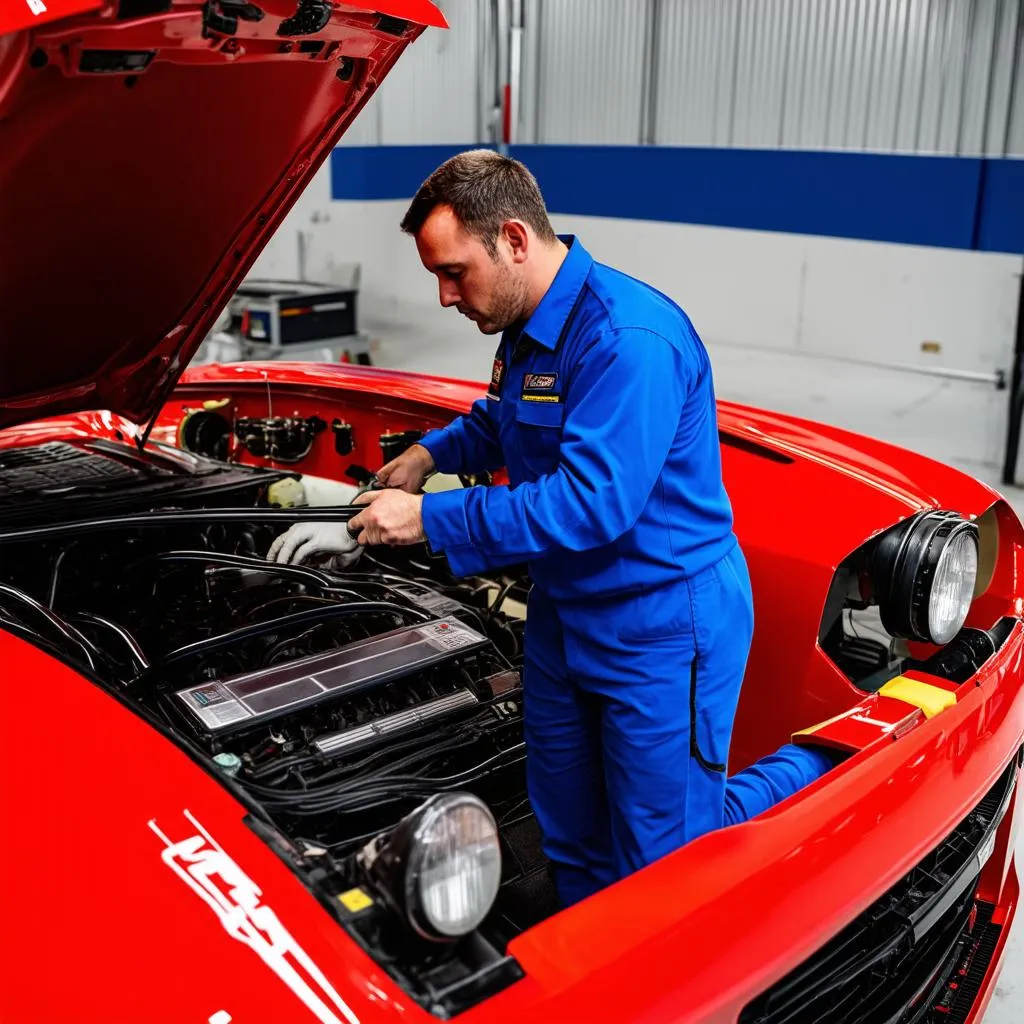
[438,280,460,308]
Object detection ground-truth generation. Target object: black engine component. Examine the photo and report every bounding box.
[277,0,331,36]
[173,616,488,739]
[0,460,547,1014]
[0,439,289,526]
[917,619,1015,684]
[179,409,232,461]
[332,419,354,455]
[235,415,327,462]
[380,429,423,465]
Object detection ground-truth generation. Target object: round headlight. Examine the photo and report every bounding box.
[359,793,501,942]
[408,794,501,938]
[929,527,979,644]
[872,510,979,645]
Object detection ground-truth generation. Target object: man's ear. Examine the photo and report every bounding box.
[502,220,530,263]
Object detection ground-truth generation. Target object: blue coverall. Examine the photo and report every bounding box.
[420,237,830,905]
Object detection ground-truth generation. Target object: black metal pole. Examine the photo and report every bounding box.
[1001,267,1024,487]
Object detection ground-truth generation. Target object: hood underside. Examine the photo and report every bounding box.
[0,0,444,431]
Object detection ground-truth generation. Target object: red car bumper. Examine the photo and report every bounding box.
[447,622,1024,1023]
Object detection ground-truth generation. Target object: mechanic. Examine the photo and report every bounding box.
[269,150,831,906]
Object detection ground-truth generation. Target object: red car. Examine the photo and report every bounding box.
[1,3,1021,1023]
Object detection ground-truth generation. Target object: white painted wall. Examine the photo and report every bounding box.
[249,169,1022,481]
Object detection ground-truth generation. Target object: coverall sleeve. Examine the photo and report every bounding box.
[420,328,690,576]
[418,398,505,476]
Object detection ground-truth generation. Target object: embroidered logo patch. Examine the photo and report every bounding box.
[520,393,562,403]
[523,372,558,390]
[487,358,505,401]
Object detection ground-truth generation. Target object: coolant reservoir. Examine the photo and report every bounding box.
[267,477,307,508]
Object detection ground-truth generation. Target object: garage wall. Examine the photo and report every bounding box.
[528,0,1024,155]
[337,1,494,146]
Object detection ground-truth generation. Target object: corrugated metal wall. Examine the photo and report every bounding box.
[343,0,1024,156]
[532,0,650,144]
[645,0,1023,155]
[339,0,492,146]
[1003,1,1024,152]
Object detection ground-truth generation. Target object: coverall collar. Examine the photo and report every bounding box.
[521,235,593,351]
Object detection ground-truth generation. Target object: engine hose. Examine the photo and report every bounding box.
[149,600,432,672]
[134,551,387,605]
[491,580,516,614]
[48,544,75,608]
[241,594,340,624]
[68,612,150,672]
[0,505,364,546]
[139,550,338,590]
[0,583,98,671]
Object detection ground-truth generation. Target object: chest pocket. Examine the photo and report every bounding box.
[515,400,564,477]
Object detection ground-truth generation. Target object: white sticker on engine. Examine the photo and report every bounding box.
[424,620,480,652]
[178,684,253,730]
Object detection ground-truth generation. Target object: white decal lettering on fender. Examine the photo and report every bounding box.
[149,810,360,1024]
[26,0,47,15]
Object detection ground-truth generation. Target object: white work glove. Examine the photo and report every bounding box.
[267,522,362,568]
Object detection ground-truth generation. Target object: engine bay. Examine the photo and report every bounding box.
[0,437,549,1013]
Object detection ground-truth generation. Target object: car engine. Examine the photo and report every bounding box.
[0,438,550,1013]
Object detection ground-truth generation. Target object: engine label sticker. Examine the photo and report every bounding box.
[149,810,360,1024]
[390,584,463,616]
[179,684,253,730]
[424,619,483,652]
[190,685,224,708]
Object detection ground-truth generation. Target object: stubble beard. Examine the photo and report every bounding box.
[475,261,530,335]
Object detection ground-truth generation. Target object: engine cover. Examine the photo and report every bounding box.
[176,617,489,736]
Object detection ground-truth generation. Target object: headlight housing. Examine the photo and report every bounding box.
[872,510,979,645]
[359,792,502,942]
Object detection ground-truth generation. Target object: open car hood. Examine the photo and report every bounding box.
[0,0,444,432]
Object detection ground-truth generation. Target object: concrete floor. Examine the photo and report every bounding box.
[361,310,1024,1022]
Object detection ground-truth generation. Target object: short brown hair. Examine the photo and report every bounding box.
[400,149,557,257]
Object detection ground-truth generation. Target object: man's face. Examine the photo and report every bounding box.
[414,205,528,335]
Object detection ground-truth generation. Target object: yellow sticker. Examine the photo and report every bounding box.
[338,888,374,913]
[879,676,957,719]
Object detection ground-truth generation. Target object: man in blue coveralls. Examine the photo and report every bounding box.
[268,150,830,906]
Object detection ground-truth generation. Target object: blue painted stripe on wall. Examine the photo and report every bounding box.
[330,145,470,204]
[329,145,1023,255]
[976,159,1024,255]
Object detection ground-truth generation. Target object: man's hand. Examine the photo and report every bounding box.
[376,443,435,493]
[267,522,361,566]
[349,489,425,546]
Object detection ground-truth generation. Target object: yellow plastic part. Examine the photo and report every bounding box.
[267,478,307,508]
[337,888,374,913]
[878,676,957,719]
